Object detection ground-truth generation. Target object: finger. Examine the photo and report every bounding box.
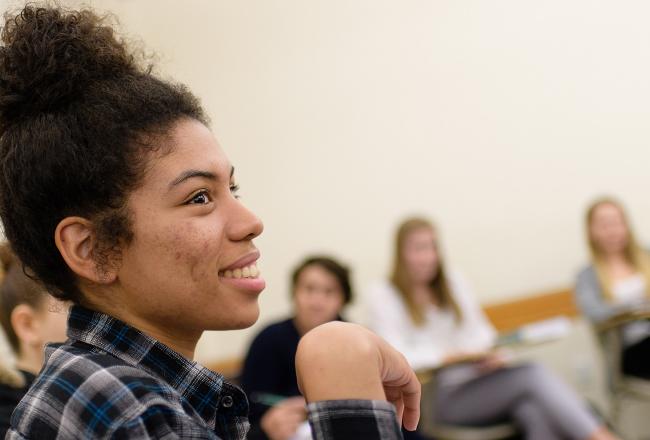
[279,399,307,411]
[274,418,302,437]
[286,403,307,413]
[377,341,421,430]
[283,396,307,406]
[286,412,306,423]
[401,384,421,431]
[384,387,412,426]
[278,408,307,422]
[284,401,307,413]
[283,421,301,433]
[384,380,419,430]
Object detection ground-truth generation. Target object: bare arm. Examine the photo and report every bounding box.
[295,321,420,432]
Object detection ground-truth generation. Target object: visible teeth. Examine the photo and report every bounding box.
[221,263,259,279]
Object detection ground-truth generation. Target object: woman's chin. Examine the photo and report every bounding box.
[214,306,261,330]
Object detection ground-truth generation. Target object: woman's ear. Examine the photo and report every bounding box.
[11,304,39,348]
[54,217,117,284]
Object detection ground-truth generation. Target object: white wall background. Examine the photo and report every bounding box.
[2,0,650,363]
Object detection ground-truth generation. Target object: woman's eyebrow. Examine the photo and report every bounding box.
[168,166,234,189]
[168,169,218,189]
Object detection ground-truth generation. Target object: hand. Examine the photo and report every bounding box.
[442,351,490,366]
[476,350,509,373]
[295,321,420,431]
[260,396,307,440]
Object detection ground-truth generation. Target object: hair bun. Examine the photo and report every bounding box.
[0,6,137,124]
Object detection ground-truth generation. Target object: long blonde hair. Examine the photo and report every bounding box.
[390,217,463,326]
[586,197,650,301]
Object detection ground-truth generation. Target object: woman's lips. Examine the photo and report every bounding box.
[220,250,260,272]
[218,250,265,292]
[219,274,266,293]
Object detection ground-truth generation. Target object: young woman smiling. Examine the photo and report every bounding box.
[0,5,419,439]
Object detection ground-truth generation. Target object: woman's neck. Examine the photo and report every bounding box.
[15,349,44,375]
[293,315,318,336]
[82,291,200,360]
[601,252,628,265]
[411,284,436,307]
[600,252,637,280]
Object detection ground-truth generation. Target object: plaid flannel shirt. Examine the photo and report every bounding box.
[6,306,402,439]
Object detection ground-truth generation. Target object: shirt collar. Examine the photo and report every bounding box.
[65,305,247,425]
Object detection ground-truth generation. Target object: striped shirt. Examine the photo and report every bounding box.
[7,306,402,439]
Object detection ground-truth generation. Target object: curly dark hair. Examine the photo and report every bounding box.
[291,256,354,304]
[0,5,207,302]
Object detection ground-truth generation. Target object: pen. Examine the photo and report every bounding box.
[249,392,288,406]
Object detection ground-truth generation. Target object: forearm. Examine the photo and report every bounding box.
[296,322,419,439]
[296,323,385,402]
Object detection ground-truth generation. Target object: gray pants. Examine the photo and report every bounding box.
[435,363,599,440]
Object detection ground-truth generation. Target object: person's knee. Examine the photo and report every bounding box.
[503,363,553,398]
[504,362,545,385]
[516,362,548,382]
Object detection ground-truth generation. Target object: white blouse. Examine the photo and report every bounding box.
[611,273,647,305]
[366,270,496,371]
[612,273,650,346]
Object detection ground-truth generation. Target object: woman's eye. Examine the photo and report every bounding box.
[186,190,211,205]
[230,184,240,199]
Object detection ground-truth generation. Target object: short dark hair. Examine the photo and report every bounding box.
[0,6,207,302]
[291,256,353,304]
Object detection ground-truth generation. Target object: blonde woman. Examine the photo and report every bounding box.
[368,217,617,440]
[576,198,650,379]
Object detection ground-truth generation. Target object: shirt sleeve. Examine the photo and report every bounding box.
[447,271,497,352]
[307,400,402,440]
[575,267,626,323]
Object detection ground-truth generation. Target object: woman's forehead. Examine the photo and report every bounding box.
[593,203,624,221]
[144,120,232,185]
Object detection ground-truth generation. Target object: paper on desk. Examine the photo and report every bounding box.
[288,421,311,440]
[519,316,572,343]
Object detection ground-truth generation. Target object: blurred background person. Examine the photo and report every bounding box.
[575,197,650,379]
[240,256,352,440]
[0,244,68,436]
[367,217,617,440]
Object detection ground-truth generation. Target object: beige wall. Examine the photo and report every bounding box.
[2,0,650,363]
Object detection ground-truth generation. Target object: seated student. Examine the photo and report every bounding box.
[368,217,618,440]
[0,244,68,437]
[0,5,419,439]
[241,256,352,440]
[575,197,650,379]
